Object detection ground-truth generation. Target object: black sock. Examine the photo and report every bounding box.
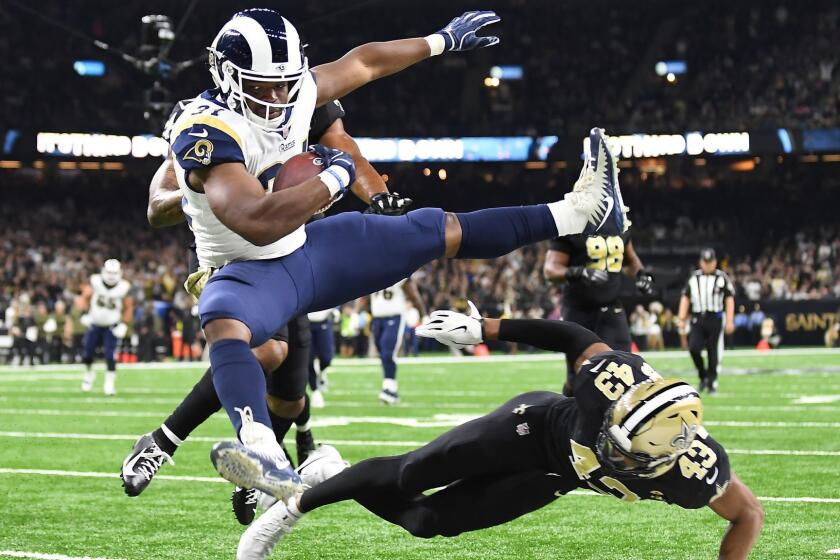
[300,456,405,513]
[295,393,311,428]
[152,367,221,456]
[268,409,295,445]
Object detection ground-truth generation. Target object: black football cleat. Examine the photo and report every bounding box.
[295,429,316,466]
[121,433,174,496]
[231,486,260,525]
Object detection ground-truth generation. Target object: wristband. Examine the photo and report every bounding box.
[317,166,350,197]
[424,33,446,56]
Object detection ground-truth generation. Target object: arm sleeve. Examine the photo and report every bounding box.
[308,99,346,144]
[497,319,602,361]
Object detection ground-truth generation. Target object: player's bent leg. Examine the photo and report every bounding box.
[80,327,98,392]
[403,470,569,538]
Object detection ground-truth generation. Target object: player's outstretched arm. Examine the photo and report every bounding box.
[312,11,500,106]
[708,473,764,560]
[417,306,609,370]
[147,155,185,228]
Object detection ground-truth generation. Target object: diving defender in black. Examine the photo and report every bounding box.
[292,319,763,558]
[544,231,653,394]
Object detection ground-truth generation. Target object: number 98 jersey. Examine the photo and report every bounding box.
[89,274,130,327]
[549,232,631,306]
[550,351,731,509]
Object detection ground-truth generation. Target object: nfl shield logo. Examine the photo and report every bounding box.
[516,422,530,436]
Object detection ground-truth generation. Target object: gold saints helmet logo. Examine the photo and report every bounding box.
[184,139,214,165]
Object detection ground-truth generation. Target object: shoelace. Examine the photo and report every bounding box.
[245,488,259,505]
[134,447,174,481]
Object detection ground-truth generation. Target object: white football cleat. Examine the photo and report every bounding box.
[211,408,304,502]
[236,497,301,560]
[297,444,348,488]
[103,371,116,396]
[81,370,96,392]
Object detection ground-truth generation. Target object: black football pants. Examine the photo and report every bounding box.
[299,392,578,537]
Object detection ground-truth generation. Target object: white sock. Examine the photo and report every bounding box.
[160,424,184,447]
[287,495,304,518]
[382,378,398,393]
[546,199,588,237]
[296,421,311,433]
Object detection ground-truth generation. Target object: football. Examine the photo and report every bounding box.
[272,151,325,192]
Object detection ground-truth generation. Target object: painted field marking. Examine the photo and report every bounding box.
[2,432,840,458]
[2,467,838,504]
[0,550,126,560]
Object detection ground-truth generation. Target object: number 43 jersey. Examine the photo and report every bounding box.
[547,351,731,509]
[549,232,631,307]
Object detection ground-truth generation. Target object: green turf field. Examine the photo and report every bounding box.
[1,349,839,560]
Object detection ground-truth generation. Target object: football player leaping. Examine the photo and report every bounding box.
[169,8,625,504]
[236,307,763,560]
[79,259,132,396]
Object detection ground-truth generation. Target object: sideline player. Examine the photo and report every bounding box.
[171,8,623,501]
[79,259,131,395]
[369,278,426,404]
[235,309,763,560]
[306,307,336,408]
[544,215,653,395]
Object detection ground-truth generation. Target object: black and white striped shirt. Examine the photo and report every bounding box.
[682,269,734,314]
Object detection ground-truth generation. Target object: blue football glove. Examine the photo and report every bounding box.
[309,144,356,194]
[434,11,501,52]
[365,192,413,216]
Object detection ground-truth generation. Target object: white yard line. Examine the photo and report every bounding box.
[0,550,127,560]
[2,347,840,374]
[1,467,838,504]
[7,408,840,428]
[2,431,840,458]
[827,548,840,554]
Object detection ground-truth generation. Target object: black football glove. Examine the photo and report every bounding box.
[566,266,609,286]
[636,270,655,294]
[365,192,413,216]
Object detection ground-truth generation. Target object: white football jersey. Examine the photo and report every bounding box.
[372,279,408,318]
[169,75,318,269]
[89,274,130,327]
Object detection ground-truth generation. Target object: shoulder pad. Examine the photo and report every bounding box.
[171,111,246,171]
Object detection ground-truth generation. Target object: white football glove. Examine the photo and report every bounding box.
[416,300,483,349]
[112,322,128,339]
[80,313,92,328]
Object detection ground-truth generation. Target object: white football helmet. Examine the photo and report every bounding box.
[208,9,308,134]
[101,259,122,285]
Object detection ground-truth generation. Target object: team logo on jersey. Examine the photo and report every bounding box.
[184,139,214,165]
[670,420,698,451]
[515,422,530,436]
[512,404,532,415]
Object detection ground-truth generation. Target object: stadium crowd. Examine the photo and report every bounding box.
[0,0,837,135]
[2,162,839,363]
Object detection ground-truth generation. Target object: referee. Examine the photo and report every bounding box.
[678,248,735,394]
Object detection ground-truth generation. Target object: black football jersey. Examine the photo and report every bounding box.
[549,232,631,307]
[548,351,731,509]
